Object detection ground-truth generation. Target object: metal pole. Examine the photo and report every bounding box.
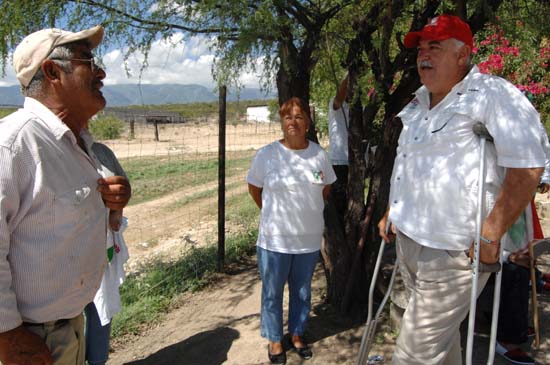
[217,85,227,272]
[466,136,485,365]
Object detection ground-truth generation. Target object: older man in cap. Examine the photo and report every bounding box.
[378,14,545,364]
[0,26,130,365]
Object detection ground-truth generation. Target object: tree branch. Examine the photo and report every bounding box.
[70,0,238,34]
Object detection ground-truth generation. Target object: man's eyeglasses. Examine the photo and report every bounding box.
[51,57,103,73]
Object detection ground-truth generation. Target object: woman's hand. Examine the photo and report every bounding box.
[378,208,396,243]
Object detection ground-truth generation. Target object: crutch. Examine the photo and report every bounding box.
[356,223,399,365]
[528,238,550,348]
[466,122,503,365]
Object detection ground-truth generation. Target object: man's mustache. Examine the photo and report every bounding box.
[419,60,433,69]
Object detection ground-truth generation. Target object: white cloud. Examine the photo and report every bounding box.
[101,34,219,87]
[0,33,268,90]
[0,62,18,86]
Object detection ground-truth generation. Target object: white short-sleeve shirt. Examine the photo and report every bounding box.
[328,98,349,165]
[389,66,545,251]
[247,141,336,254]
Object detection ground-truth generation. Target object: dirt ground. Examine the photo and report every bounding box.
[105,195,550,365]
[102,125,550,364]
[104,122,282,272]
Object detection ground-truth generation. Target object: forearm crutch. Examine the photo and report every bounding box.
[466,122,503,365]
[356,223,399,365]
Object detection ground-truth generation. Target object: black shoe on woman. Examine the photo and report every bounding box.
[289,338,313,360]
[267,345,286,364]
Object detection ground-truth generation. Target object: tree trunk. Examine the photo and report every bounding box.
[321,1,505,319]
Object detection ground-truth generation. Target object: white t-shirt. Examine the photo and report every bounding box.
[389,66,545,251]
[328,97,349,165]
[247,141,336,254]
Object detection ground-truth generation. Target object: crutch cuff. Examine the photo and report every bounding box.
[479,262,501,273]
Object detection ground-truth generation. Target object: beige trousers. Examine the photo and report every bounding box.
[392,233,490,365]
[24,313,85,365]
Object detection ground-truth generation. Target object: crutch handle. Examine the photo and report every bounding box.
[472,122,494,142]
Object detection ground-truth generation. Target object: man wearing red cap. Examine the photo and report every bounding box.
[379,14,545,364]
[0,26,130,365]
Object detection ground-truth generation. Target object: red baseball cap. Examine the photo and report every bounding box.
[403,14,473,49]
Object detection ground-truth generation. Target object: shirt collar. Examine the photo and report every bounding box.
[23,97,75,142]
[80,128,95,151]
[413,65,480,108]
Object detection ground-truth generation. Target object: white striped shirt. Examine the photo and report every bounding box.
[0,98,108,332]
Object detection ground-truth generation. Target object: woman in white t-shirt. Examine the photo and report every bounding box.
[247,97,336,364]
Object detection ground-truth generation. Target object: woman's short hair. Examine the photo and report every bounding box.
[279,97,310,122]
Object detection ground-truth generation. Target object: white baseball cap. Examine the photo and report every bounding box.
[13,25,104,87]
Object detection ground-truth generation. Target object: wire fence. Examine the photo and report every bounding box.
[99,118,283,273]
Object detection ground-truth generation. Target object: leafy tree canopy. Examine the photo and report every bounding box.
[0,0,352,92]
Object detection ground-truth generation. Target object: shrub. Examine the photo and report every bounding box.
[89,115,125,140]
[474,22,550,129]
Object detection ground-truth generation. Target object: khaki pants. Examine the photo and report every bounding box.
[23,313,85,365]
[392,233,490,365]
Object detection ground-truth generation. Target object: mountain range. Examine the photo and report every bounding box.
[0,83,274,107]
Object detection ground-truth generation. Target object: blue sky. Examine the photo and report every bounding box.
[0,32,264,89]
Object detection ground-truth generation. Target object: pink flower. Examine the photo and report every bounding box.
[495,46,519,56]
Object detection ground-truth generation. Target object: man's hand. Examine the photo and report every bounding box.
[508,247,531,269]
[0,326,53,365]
[509,251,531,269]
[97,176,131,210]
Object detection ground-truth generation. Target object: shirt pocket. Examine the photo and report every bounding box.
[53,185,94,230]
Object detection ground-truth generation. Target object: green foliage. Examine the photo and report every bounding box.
[89,115,125,140]
[0,108,16,118]
[267,99,279,123]
[133,98,276,121]
[474,17,550,126]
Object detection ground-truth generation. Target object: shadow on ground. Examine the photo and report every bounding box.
[123,327,239,365]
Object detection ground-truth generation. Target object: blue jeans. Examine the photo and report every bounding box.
[84,302,111,365]
[257,246,319,342]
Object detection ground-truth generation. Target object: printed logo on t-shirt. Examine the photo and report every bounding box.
[312,170,324,184]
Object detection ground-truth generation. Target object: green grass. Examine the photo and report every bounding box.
[111,193,260,339]
[0,108,16,118]
[112,229,259,338]
[166,181,243,210]
[121,152,253,205]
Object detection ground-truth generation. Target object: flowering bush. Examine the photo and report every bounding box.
[474,22,550,127]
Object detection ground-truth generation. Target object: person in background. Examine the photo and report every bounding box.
[247,97,336,364]
[328,76,350,170]
[327,76,350,224]
[81,126,130,365]
[378,14,544,364]
[0,26,130,365]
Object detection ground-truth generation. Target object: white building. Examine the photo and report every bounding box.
[246,105,270,123]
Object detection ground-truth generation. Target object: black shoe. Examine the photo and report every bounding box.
[267,345,286,364]
[496,342,535,365]
[289,340,313,360]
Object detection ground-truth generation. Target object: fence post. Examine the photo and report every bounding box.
[217,85,227,272]
[153,120,159,141]
[129,120,135,140]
